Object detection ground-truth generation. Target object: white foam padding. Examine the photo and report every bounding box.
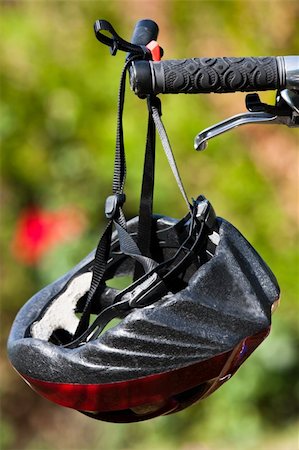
[31,272,93,340]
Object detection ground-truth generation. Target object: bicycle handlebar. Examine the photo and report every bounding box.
[130,56,299,96]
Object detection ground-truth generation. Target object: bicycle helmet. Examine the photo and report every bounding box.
[7,20,280,423]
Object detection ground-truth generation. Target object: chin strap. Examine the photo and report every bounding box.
[73,22,200,342]
[74,56,159,338]
[133,96,157,280]
[74,79,196,341]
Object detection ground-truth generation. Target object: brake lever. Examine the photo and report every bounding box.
[194,112,278,151]
[194,89,299,151]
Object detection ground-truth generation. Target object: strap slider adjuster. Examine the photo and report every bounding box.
[105,193,126,219]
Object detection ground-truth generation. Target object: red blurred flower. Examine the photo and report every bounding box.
[12,206,86,265]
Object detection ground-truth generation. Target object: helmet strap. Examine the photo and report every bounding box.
[74,60,196,341]
[134,96,157,279]
[74,57,158,338]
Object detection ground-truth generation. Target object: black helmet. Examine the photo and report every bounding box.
[7,19,280,423]
[7,201,280,423]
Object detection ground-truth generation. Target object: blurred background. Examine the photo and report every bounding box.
[1,1,298,449]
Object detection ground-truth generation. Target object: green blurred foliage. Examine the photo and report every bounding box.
[1,1,298,450]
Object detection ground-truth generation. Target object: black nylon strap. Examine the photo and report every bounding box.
[74,58,157,339]
[73,57,194,342]
[74,60,132,338]
[134,97,157,280]
[114,222,157,272]
[94,20,151,58]
[74,220,113,337]
[112,59,130,197]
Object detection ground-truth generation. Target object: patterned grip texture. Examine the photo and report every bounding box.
[154,57,279,93]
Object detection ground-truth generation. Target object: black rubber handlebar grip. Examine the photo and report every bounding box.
[131,57,282,95]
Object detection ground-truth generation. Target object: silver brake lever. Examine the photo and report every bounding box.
[194,112,278,151]
[194,89,298,151]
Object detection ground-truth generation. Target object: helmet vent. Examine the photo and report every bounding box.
[49,328,73,345]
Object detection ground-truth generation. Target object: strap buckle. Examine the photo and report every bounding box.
[105,193,126,219]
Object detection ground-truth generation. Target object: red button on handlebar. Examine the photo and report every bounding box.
[146,40,162,61]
